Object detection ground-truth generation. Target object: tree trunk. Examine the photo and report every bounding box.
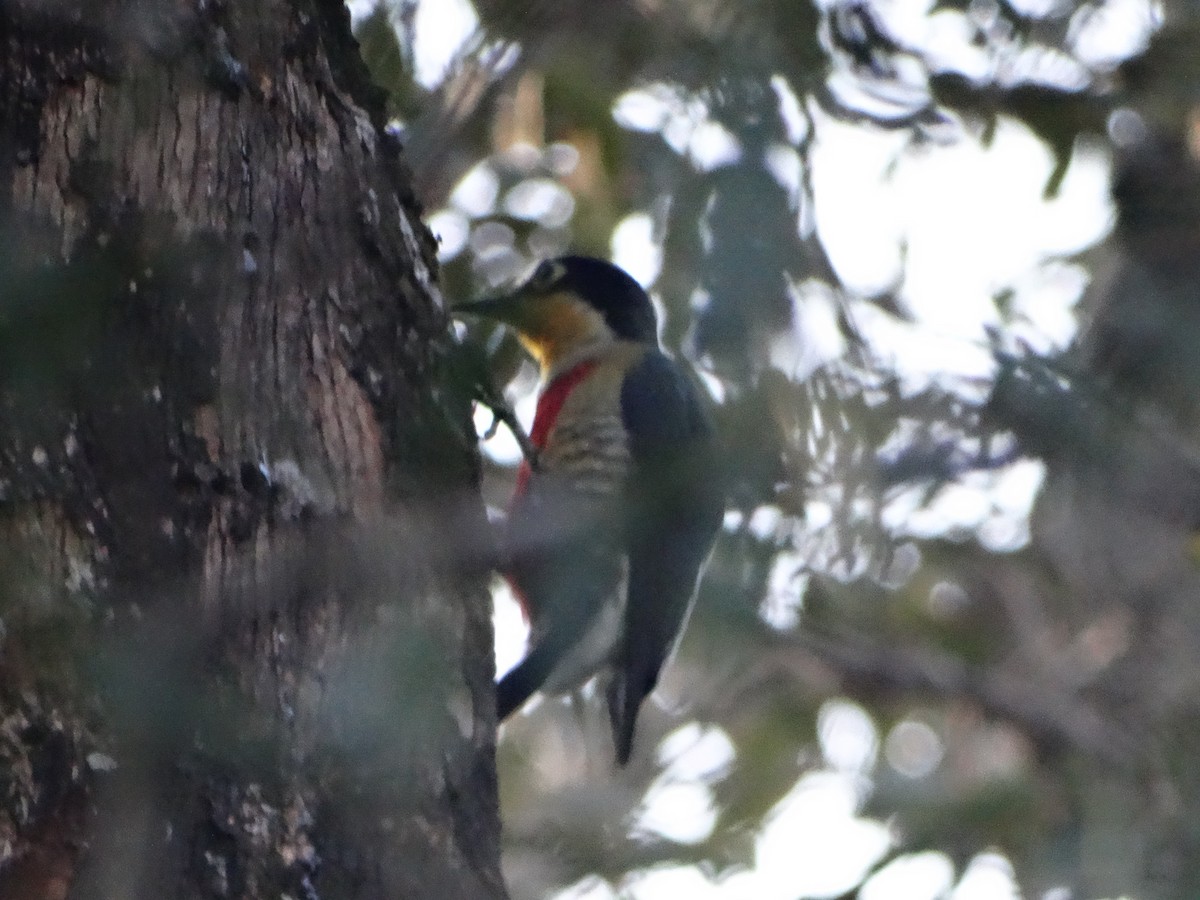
[0,1,505,897]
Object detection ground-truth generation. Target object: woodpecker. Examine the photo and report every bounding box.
[458,255,723,764]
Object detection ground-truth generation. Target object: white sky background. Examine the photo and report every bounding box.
[347,0,1156,897]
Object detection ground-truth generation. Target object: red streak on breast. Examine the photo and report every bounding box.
[513,359,599,498]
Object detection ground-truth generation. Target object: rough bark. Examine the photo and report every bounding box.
[0,1,504,897]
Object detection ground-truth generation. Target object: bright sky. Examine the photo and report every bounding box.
[348,1,1156,897]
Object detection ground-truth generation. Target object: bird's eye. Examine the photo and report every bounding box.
[528,260,562,291]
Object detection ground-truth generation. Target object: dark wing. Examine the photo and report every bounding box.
[608,350,724,764]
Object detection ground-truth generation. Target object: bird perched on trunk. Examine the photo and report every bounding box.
[457,255,723,765]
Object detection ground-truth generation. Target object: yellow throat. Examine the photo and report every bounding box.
[515,293,612,376]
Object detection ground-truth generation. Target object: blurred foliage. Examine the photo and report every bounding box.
[355,0,1200,897]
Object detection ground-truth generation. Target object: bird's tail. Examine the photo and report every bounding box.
[606,672,643,766]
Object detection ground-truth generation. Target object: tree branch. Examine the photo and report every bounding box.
[790,626,1142,768]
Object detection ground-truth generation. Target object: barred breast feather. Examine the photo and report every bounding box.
[539,343,644,496]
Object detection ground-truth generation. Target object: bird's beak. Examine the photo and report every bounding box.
[453,296,502,318]
[453,293,523,323]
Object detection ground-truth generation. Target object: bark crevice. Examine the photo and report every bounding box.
[0,2,503,897]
